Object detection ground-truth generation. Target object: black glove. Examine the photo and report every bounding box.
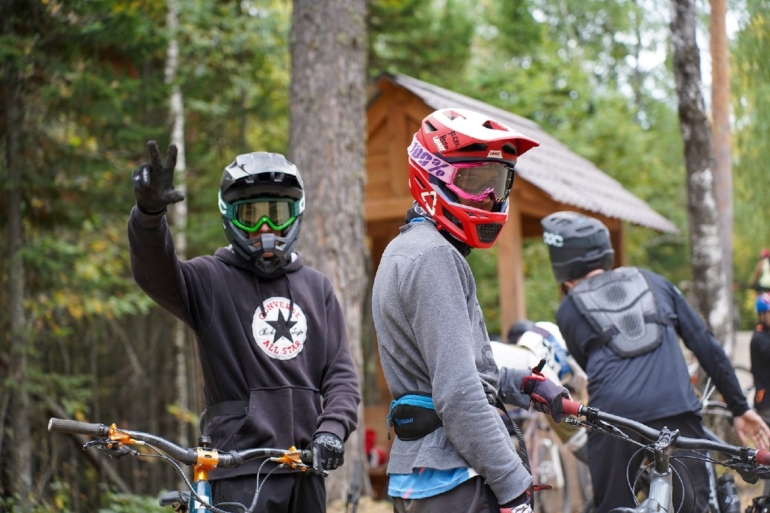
[132,140,184,214]
[500,490,532,513]
[309,432,344,472]
[521,359,570,423]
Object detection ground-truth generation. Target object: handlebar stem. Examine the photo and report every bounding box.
[653,428,678,473]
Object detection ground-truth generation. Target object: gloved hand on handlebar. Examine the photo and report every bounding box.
[132,140,185,215]
[309,432,344,472]
[521,359,571,423]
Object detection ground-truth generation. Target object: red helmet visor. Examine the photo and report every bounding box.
[408,136,513,203]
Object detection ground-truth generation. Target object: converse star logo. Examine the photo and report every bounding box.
[252,296,308,360]
[266,309,296,345]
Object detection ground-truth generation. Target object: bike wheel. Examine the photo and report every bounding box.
[534,430,570,513]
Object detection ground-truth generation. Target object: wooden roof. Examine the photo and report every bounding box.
[373,73,678,234]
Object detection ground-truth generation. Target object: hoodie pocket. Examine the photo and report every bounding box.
[234,387,322,451]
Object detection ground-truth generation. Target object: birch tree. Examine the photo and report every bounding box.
[288,0,367,503]
[165,0,192,452]
[670,0,733,347]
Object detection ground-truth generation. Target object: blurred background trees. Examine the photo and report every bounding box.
[1,0,768,509]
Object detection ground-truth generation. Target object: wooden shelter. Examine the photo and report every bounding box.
[362,73,677,496]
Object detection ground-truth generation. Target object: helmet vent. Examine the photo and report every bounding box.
[482,120,508,131]
[477,223,502,243]
[456,143,488,153]
[502,143,518,156]
[424,121,438,132]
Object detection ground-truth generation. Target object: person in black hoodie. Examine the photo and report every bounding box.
[128,141,360,512]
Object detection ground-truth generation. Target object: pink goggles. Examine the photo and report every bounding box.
[408,136,514,203]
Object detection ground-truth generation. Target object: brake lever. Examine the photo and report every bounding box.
[568,416,628,440]
[83,439,139,459]
[725,458,770,484]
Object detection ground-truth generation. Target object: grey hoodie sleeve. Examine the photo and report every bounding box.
[498,367,534,409]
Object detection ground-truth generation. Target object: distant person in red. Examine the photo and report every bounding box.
[749,248,770,294]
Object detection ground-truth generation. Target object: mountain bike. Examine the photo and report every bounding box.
[560,398,770,513]
[48,417,325,513]
[698,365,770,510]
[504,407,572,513]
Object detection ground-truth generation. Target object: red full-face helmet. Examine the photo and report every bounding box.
[408,107,540,248]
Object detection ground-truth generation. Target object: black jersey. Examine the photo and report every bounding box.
[556,268,748,422]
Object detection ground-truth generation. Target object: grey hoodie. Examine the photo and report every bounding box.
[372,219,532,504]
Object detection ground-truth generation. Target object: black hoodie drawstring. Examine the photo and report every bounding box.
[284,274,295,321]
[253,275,267,318]
[252,274,294,319]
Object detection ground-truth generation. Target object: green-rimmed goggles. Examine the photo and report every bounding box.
[224,198,301,233]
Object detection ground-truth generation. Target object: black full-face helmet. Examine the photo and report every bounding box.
[218,152,305,276]
[540,211,614,283]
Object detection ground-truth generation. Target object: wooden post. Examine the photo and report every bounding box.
[497,201,526,338]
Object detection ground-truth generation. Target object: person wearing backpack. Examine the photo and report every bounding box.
[540,210,770,513]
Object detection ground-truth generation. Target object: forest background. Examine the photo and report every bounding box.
[1,0,769,510]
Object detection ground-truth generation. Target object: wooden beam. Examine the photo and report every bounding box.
[497,201,526,338]
[611,224,625,267]
[366,218,402,242]
[364,196,414,222]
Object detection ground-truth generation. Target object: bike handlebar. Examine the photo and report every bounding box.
[560,398,770,466]
[48,418,313,469]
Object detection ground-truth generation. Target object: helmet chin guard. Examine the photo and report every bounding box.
[222,218,302,276]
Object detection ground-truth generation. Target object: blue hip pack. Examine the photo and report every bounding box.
[387,394,443,441]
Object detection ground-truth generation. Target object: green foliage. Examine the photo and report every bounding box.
[466,247,503,337]
[368,0,476,83]
[732,0,770,327]
[98,493,169,513]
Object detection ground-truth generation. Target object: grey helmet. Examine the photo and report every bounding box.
[540,211,614,283]
[218,152,305,276]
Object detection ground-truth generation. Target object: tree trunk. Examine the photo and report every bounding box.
[3,12,32,505]
[288,0,367,504]
[165,0,191,454]
[709,0,734,352]
[670,0,733,348]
